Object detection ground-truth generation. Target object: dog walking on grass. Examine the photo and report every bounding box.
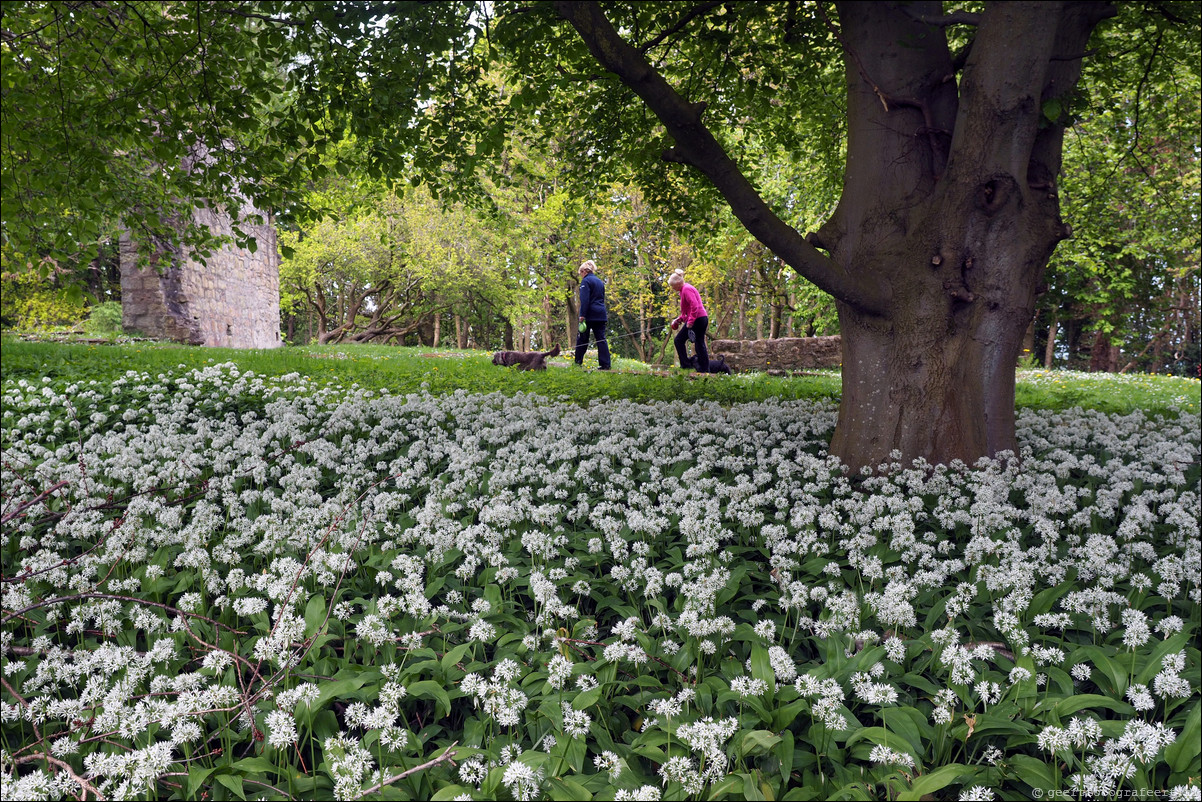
[492,345,561,371]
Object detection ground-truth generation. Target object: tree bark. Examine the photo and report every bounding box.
[1044,316,1058,369]
[556,0,1113,469]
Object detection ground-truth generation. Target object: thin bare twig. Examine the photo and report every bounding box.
[0,479,69,524]
[352,742,460,799]
[12,753,106,800]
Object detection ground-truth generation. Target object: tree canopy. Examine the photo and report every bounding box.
[3,1,1198,467]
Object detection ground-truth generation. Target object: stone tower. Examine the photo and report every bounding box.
[120,205,282,349]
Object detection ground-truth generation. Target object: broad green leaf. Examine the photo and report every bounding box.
[215,774,246,801]
[1052,693,1135,719]
[896,764,978,801]
[1008,755,1056,794]
[739,729,783,757]
[548,777,592,801]
[188,766,216,799]
[1164,701,1200,773]
[408,679,452,718]
[573,685,603,710]
[304,593,328,637]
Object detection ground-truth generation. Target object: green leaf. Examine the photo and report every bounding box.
[707,774,744,800]
[771,699,809,730]
[896,764,978,801]
[751,644,775,704]
[1070,645,1126,695]
[1008,755,1056,793]
[1165,701,1200,773]
[188,766,216,799]
[739,729,783,757]
[548,777,593,801]
[1135,633,1189,685]
[1052,693,1135,719]
[304,593,328,637]
[408,679,452,718]
[573,685,603,710]
[845,726,918,766]
[232,757,278,776]
[441,642,472,672]
[215,774,246,801]
[314,674,375,712]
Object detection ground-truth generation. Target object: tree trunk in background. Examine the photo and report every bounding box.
[1021,318,1036,365]
[1092,331,1120,372]
[565,283,578,344]
[504,320,514,350]
[738,288,747,340]
[1044,317,1058,368]
[432,313,441,348]
[455,314,467,349]
[559,0,1111,469]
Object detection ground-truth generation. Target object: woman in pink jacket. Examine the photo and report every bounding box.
[668,269,709,372]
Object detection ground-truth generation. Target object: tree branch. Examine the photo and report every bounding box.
[11,753,106,801]
[898,8,981,27]
[551,1,890,315]
[637,2,724,55]
[352,741,459,799]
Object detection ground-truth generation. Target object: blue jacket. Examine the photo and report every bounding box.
[578,273,607,322]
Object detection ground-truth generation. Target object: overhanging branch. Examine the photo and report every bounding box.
[551,0,890,316]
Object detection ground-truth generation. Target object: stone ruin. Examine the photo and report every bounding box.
[709,335,842,373]
[119,205,281,349]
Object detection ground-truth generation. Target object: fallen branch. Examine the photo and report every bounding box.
[353,741,459,799]
[11,752,106,800]
[1,479,69,524]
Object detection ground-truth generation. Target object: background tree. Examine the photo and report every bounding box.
[5,1,1199,468]
[502,0,1126,468]
[1034,2,1201,375]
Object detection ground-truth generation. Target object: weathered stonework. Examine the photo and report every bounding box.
[120,206,281,349]
[710,336,842,372]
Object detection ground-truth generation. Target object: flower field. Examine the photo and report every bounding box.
[1,361,1199,801]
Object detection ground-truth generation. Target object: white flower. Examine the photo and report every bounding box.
[501,761,543,802]
[265,710,297,748]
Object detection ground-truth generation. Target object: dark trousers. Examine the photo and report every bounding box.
[675,315,709,371]
[574,319,611,369]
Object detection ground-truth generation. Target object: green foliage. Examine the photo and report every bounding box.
[83,301,125,336]
[1,345,1198,800]
[0,1,316,271]
[1039,1,1201,373]
[0,269,87,330]
[3,340,1197,420]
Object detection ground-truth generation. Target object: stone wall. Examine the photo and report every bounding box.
[710,336,842,372]
[120,206,281,349]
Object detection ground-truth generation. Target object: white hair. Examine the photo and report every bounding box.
[579,260,597,274]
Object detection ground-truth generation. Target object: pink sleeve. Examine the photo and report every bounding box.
[680,285,707,325]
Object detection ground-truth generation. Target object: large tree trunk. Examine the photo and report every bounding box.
[557,0,1112,469]
[823,2,1096,466]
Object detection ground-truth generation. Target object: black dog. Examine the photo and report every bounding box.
[686,355,733,374]
[492,345,561,371]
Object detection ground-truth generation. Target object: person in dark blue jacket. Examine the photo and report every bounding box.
[574,260,611,370]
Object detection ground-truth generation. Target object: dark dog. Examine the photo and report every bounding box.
[492,345,561,371]
[686,355,733,374]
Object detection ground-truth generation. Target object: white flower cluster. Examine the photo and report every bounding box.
[1,363,1198,798]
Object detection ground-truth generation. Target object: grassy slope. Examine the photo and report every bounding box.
[1,337,1198,416]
